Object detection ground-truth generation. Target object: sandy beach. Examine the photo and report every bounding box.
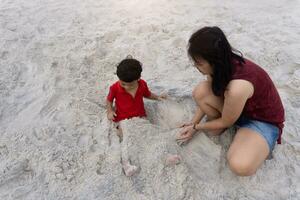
[0,0,300,199]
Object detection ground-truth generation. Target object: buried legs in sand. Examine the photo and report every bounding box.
[116,124,181,175]
[116,125,123,142]
[116,124,139,177]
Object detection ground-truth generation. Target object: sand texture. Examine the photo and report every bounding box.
[0,0,300,199]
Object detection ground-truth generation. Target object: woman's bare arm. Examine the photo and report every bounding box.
[195,79,254,131]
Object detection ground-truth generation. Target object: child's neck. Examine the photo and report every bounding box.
[125,86,138,98]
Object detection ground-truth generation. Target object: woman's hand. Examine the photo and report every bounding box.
[176,125,197,145]
[178,122,194,128]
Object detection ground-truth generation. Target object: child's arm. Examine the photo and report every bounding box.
[142,80,166,101]
[146,92,167,101]
[106,100,116,121]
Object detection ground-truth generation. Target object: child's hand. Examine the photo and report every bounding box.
[157,93,167,101]
[107,111,117,121]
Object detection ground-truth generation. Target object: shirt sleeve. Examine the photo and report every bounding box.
[106,85,116,102]
[142,80,151,97]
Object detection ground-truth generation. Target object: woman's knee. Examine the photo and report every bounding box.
[192,81,211,101]
[227,154,256,176]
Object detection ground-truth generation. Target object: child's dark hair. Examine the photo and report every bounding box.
[188,26,245,96]
[116,56,142,82]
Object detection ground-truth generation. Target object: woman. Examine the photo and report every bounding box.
[177,26,284,176]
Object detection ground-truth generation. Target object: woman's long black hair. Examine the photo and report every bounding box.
[188,26,245,96]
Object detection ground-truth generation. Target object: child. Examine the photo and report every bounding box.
[106,56,166,176]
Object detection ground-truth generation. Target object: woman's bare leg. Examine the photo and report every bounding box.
[193,81,269,176]
[192,81,224,134]
[227,128,269,176]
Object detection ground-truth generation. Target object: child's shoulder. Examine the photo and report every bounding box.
[138,79,151,92]
[109,81,120,90]
[139,79,148,85]
[110,80,120,87]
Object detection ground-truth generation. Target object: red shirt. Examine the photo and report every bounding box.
[106,79,151,122]
[232,59,285,144]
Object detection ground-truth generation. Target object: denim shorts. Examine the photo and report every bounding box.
[235,116,279,152]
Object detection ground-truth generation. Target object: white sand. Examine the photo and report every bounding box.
[1,0,300,199]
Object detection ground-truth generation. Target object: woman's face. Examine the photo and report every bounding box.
[193,57,213,75]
